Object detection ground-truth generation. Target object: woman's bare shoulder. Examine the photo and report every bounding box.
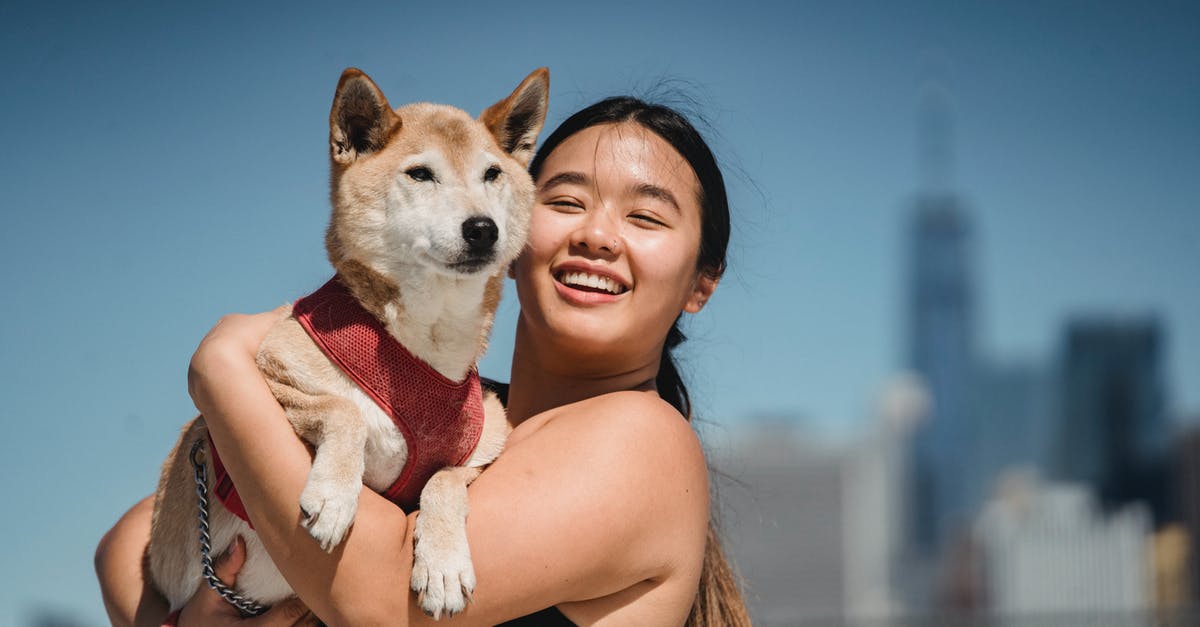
[461,389,709,619]
[495,389,710,558]
[516,390,708,484]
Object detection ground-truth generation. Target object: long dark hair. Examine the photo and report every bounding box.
[529,97,747,626]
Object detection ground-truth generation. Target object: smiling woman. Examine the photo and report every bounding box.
[515,99,744,626]
[521,97,730,422]
[515,121,714,371]
[96,95,749,626]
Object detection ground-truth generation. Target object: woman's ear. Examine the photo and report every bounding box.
[683,273,719,313]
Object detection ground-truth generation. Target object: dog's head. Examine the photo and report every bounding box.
[325,68,548,283]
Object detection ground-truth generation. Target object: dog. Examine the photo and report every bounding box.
[146,66,548,619]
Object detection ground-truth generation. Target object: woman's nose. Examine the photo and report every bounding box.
[571,208,622,256]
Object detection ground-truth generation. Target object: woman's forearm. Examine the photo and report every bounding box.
[189,331,425,625]
[95,496,170,627]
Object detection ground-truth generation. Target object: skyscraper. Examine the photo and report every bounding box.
[1053,316,1171,521]
[904,74,979,554]
[907,194,976,551]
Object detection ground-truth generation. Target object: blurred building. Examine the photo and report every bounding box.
[1051,317,1171,523]
[720,418,847,625]
[1152,524,1193,619]
[21,608,91,627]
[842,374,929,624]
[974,473,1152,620]
[906,192,977,554]
[1175,423,1200,606]
[966,360,1054,511]
[904,78,982,559]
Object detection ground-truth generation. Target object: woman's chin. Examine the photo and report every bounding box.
[545,321,631,359]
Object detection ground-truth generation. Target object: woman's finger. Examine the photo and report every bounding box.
[214,535,248,583]
[243,598,322,627]
[181,536,319,626]
[204,307,288,353]
[178,537,255,624]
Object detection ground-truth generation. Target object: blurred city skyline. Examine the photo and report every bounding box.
[1,1,1196,624]
[722,122,1198,621]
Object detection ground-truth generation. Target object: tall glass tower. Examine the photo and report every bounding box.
[905,77,977,552]
[907,194,975,551]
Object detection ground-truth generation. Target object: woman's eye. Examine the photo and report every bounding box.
[631,213,666,227]
[547,199,584,211]
[483,166,502,182]
[406,167,435,182]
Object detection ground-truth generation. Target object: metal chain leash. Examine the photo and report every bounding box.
[189,439,269,616]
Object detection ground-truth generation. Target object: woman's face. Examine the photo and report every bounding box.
[513,122,717,367]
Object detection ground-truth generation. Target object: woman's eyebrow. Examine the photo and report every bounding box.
[631,182,681,214]
[538,171,589,191]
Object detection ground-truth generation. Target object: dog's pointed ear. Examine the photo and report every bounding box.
[480,68,549,167]
[329,68,401,166]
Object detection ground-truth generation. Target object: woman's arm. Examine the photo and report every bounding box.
[95,496,167,627]
[189,312,710,625]
[188,311,417,624]
[95,497,318,627]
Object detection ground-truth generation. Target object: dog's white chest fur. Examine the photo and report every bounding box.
[342,375,409,492]
[380,270,492,382]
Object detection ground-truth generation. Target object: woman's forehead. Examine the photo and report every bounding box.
[537,123,700,195]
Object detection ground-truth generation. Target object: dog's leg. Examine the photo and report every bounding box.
[411,465,484,619]
[411,391,508,618]
[268,378,368,552]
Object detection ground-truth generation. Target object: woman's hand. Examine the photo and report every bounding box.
[177,536,319,627]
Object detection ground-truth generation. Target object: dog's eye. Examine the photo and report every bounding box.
[406,167,435,182]
[483,166,502,183]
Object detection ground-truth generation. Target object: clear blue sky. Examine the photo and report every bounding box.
[1,1,1196,623]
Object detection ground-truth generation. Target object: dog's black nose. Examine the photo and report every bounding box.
[462,217,499,252]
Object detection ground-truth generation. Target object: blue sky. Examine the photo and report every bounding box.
[1,1,1197,623]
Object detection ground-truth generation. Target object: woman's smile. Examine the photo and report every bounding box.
[551,260,631,305]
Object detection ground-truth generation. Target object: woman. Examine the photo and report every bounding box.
[96,96,750,626]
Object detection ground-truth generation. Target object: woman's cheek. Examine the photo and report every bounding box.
[635,234,690,280]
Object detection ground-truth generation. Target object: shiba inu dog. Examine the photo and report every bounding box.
[146,67,549,619]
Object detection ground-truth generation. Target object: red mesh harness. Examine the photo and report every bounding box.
[208,276,486,525]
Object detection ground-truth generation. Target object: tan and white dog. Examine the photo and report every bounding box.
[147,67,548,619]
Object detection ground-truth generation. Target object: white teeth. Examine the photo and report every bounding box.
[560,271,625,295]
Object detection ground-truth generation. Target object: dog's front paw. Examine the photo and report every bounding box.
[410,519,475,619]
[298,474,360,552]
